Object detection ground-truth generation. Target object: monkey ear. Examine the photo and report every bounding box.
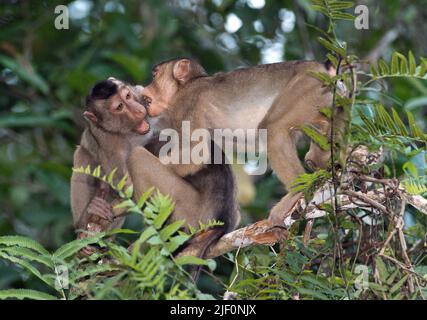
[83,111,98,124]
[173,59,191,84]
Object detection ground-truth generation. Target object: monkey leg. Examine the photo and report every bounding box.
[268,192,304,226]
[128,146,204,228]
[71,146,99,230]
[260,73,333,225]
[266,123,306,190]
[263,125,306,226]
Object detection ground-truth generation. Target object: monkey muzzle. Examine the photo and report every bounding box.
[141,95,152,108]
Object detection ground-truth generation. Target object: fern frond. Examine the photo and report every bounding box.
[366,52,427,86]
[356,104,426,145]
[301,125,331,151]
[53,234,106,260]
[401,177,427,195]
[0,289,57,300]
[0,251,54,287]
[291,170,332,198]
[0,235,50,256]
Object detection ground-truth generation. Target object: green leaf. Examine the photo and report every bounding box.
[378,59,389,75]
[165,234,191,253]
[375,256,389,283]
[0,235,50,256]
[370,64,378,78]
[317,37,346,57]
[326,53,338,68]
[116,173,128,191]
[0,252,53,287]
[390,275,408,294]
[331,12,354,21]
[328,1,354,10]
[418,57,427,77]
[391,109,408,136]
[160,220,185,241]
[93,165,101,178]
[124,185,134,198]
[396,52,408,74]
[300,125,331,151]
[391,52,399,74]
[71,264,121,282]
[153,195,174,229]
[138,226,158,243]
[0,289,57,300]
[113,199,135,210]
[296,287,329,300]
[53,235,105,260]
[107,168,118,184]
[408,51,416,75]
[174,255,210,267]
[0,247,53,268]
[319,107,333,119]
[137,187,154,208]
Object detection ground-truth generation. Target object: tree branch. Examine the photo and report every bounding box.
[180,146,427,259]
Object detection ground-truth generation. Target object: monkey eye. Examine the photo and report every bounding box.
[126,92,131,100]
[116,103,124,111]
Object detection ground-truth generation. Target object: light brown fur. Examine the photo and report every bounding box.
[71,79,239,262]
[141,59,336,225]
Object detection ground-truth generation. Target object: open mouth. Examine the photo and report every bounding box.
[136,119,150,135]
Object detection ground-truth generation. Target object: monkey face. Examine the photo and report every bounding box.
[141,63,178,117]
[141,58,207,117]
[85,79,150,135]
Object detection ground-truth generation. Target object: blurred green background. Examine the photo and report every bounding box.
[0,0,426,290]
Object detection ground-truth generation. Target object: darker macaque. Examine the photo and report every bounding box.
[71,79,239,261]
[141,58,340,225]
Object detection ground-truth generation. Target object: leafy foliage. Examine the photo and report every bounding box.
[0,0,426,300]
[0,177,218,300]
[367,52,427,86]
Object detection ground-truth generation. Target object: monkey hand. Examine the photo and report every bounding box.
[87,196,115,225]
[77,197,115,257]
[77,232,99,256]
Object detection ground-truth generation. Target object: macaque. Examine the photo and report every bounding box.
[140,58,339,225]
[71,79,239,259]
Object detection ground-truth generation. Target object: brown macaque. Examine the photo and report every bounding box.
[71,79,149,239]
[71,79,239,261]
[140,58,340,225]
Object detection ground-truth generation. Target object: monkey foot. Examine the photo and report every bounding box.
[267,192,305,227]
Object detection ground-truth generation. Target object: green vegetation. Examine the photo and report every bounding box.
[0,0,425,300]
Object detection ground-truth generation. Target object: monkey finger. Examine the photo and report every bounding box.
[87,198,112,214]
[79,245,97,257]
[87,201,111,215]
[89,209,114,222]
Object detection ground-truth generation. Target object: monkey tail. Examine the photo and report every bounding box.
[188,226,226,281]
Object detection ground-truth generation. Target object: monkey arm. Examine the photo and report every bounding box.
[70,146,99,230]
[166,162,205,177]
[71,146,128,232]
[127,146,205,228]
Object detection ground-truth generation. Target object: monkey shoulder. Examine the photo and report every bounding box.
[73,144,93,165]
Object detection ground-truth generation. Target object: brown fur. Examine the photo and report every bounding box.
[71,79,240,264]
[141,58,336,225]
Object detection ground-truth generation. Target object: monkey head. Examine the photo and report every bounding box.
[141,58,207,117]
[84,79,150,135]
